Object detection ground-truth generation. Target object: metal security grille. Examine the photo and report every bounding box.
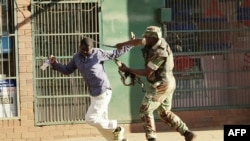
[32,0,100,125]
[164,0,250,110]
[0,0,18,119]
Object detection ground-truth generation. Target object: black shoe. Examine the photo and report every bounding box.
[184,130,197,141]
[148,138,156,141]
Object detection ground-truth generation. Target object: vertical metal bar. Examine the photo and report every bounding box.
[31,0,38,123]
[12,0,20,120]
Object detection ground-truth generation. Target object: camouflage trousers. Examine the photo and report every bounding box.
[139,83,189,139]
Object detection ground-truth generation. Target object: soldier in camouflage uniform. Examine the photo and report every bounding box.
[116,26,197,141]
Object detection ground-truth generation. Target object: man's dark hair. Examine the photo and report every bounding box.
[80,37,93,47]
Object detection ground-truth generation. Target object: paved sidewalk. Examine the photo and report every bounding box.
[56,127,224,141]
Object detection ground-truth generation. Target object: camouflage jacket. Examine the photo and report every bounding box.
[141,38,175,84]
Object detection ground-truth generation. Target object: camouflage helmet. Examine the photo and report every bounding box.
[142,26,162,38]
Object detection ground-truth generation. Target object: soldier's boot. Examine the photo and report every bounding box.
[184,130,197,141]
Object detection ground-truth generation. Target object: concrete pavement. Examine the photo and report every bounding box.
[55,127,224,141]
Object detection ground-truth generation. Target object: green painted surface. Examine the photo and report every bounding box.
[101,0,165,122]
[161,8,172,22]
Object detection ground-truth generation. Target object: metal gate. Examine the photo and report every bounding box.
[32,0,100,126]
[0,0,18,119]
[164,0,250,110]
